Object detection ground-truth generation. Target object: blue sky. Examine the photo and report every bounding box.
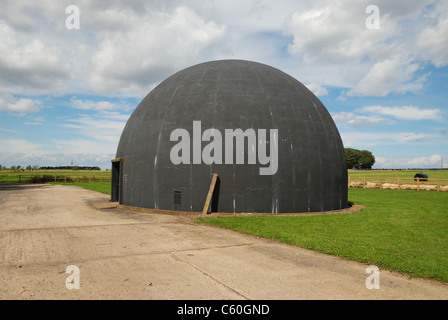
[0,0,447,170]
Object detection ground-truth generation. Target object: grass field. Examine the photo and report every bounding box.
[196,189,448,283]
[0,170,111,183]
[348,169,448,179]
[0,170,112,193]
[348,170,448,191]
[2,169,447,182]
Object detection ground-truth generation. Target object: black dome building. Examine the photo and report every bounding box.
[112,60,347,213]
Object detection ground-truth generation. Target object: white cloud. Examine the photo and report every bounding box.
[341,131,437,147]
[416,1,448,67]
[61,115,127,144]
[332,112,391,128]
[347,55,425,96]
[0,24,70,93]
[375,154,444,169]
[334,105,443,130]
[33,116,45,122]
[284,0,439,97]
[305,83,328,96]
[0,0,443,99]
[88,6,226,96]
[360,105,442,121]
[52,138,118,155]
[0,94,40,113]
[284,0,401,64]
[69,98,130,112]
[95,111,131,121]
[0,1,69,33]
[0,139,42,153]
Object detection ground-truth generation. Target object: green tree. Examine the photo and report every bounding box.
[345,148,375,169]
[359,150,375,169]
[345,148,361,169]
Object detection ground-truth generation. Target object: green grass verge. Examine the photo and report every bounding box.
[196,189,448,283]
[49,182,112,195]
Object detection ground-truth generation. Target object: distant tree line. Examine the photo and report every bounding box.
[39,166,101,171]
[0,165,101,171]
[0,165,39,171]
[345,148,375,170]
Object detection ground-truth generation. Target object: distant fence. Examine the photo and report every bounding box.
[0,174,111,184]
[349,177,448,191]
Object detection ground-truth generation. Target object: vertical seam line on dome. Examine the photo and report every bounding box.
[252,65,278,213]
[312,102,324,211]
[153,81,184,209]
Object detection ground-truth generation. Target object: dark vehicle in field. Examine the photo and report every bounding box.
[414,172,428,181]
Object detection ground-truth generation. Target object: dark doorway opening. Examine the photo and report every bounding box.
[111,159,122,203]
[174,191,182,211]
[210,176,220,213]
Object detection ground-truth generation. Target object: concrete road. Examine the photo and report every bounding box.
[0,183,447,300]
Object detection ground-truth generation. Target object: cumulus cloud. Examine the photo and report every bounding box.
[340,131,438,147]
[375,154,444,169]
[52,138,118,155]
[88,6,226,96]
[305,83,328,96]
[69,98,131,112]
[0,94,40,114]
[0,0,444,98]
[284,0,439,96]
[332,112,391,128]
[360,105,442,121]
[0,111,128,168]
[416,1,448,67]
[347,55,426,96]
[61,115,127,144]
[332,105,442,129]
[0,24,70,93]
[0,139,42,153]
[284,0,403,64]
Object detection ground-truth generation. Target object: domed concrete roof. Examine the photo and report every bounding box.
[114,59,347,213]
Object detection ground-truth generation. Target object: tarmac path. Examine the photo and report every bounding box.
[0,183,447,300]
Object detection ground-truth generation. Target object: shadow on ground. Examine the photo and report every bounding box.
[0,183,51,192]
